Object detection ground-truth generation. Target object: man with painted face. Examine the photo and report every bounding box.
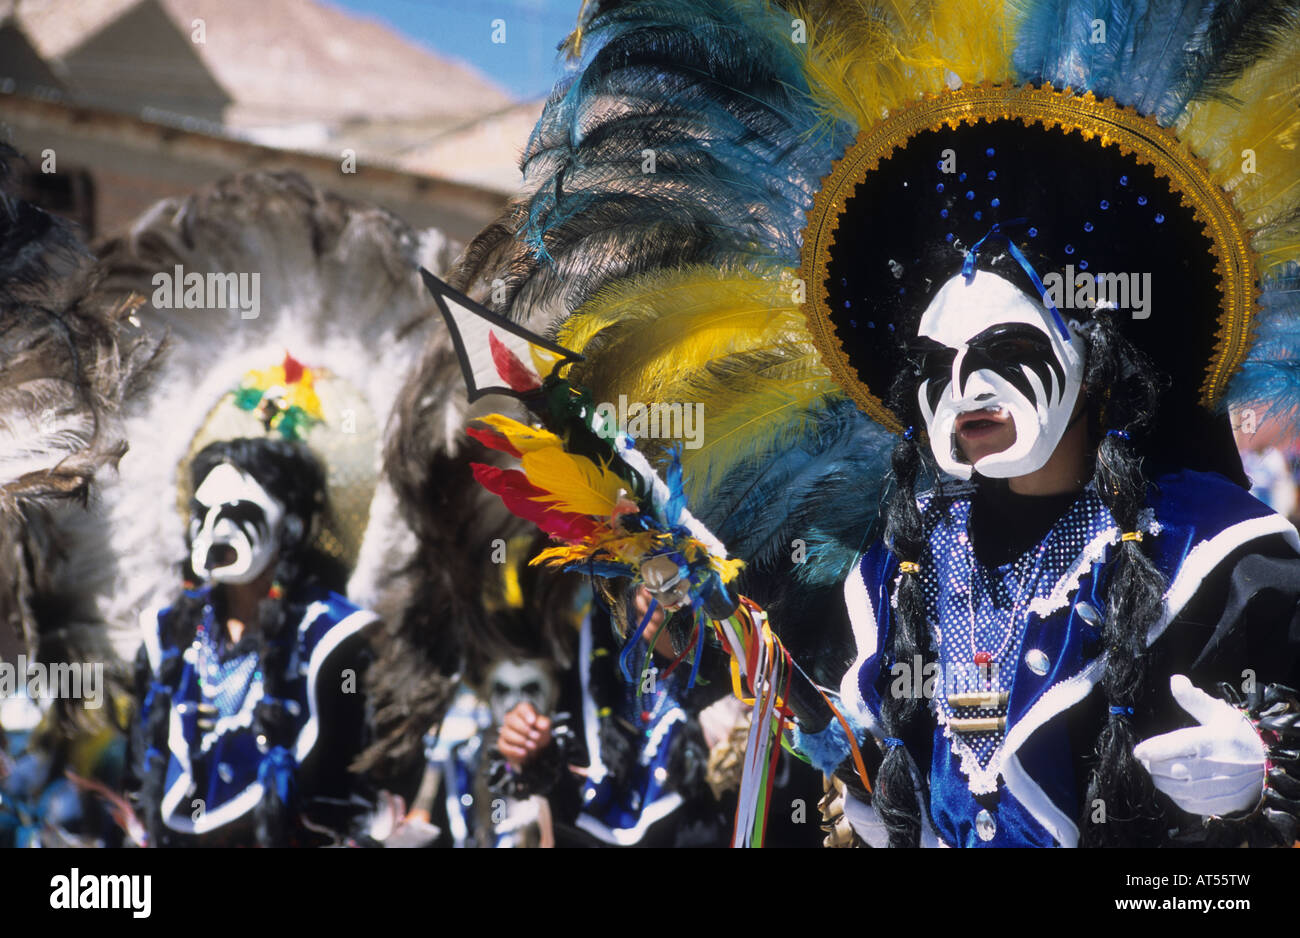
[129,437,380,846]
[823,258,1300,847]
[807,118,1300,849]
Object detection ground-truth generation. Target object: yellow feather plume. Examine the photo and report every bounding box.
[531,542,601,567]
[529,344,564,380]
[555,260,842,507]
[558,264,806,408]
[791,0,1013,134]
[1178,41,1300,272]
[520,447,625,517]
[476,413,564,454]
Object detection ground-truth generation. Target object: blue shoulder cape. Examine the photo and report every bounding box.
[138,588,377,835]
[837,469,1299,847]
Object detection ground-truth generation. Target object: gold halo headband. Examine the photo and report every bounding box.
[800,82,1258,433]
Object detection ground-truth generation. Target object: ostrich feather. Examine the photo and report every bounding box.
[1177,14,1300,269]
[75,171,460,662]
[556,264,807,406]
[0,145,145,710]
[1228,265,1300,420]
[1010,0,1300,124]
[795,0,1013,132]
[448,0,851,327]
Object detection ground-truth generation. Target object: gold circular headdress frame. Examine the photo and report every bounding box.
[176,368,381,571]
[800,82,1259,434]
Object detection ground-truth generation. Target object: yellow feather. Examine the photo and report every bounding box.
[1178,40,1300,271]
[531,543,596,567]
[791,0,1013,134]
[520,447,625,517]
[476,413,564,454]
[679,359,842,506]
[529,344,564,380]
[558,264,806,409]
[555,261,842,505]
[711,556,747,584]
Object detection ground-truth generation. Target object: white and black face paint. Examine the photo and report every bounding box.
[188,462,285,585]
[484,659,558,728]
[915,271,1085,480]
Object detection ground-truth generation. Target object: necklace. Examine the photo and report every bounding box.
[966,530,1054,671]
[946,511,1060,732]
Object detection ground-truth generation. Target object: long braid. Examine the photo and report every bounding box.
[873,366,943,847]
[250,473,328,847]
[251,551,305,848]
[1077,313,1168,846]
[137,589,203,847]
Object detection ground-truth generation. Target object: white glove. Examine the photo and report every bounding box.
[1133,674,1266,817]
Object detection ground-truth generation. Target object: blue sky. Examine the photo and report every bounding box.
[328,0,580,101]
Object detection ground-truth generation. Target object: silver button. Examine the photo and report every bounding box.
[1025,648,1050,675]
[1075,601,1103,627]
[975,808,996,842]
[217,762,234,784]
[653,766,669,784]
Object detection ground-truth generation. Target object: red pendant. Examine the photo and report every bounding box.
[974,651,992,666]
[641,710,652,723]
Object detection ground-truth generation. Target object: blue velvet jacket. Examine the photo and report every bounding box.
[137,586,377,838]
[839,470,1300,847]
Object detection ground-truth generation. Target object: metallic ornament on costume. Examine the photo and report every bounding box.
[177,352,380,569]
[188,462,285,585]
[975,808,997,841]
[801,83,1259,433]
[1025,648,1050,676]
[915,271,1085,479]
[1074,601,1103,628]
[640,554,692,612]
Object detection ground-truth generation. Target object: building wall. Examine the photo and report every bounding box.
[1,93,508,242]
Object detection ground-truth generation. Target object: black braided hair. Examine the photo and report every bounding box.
[873,368,949,847]
[1076,312,1168,847]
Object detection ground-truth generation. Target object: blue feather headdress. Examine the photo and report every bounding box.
[441,0,1300,687]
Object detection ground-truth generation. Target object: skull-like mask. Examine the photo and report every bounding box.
[484,659,559,728]
[188,462,285,585]
[915,271,1085,480]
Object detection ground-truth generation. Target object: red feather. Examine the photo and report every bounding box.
[282,351,305,385]
[466,424,522,458]
[489,331,541,393]
[471,463,600,542]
